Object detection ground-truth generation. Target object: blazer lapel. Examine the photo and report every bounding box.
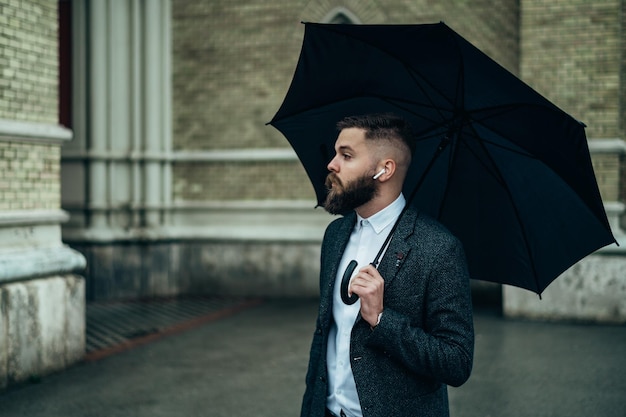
[319,213,356,322]
[377,207,419,289]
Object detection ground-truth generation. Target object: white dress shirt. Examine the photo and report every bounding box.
[326,194,406,417]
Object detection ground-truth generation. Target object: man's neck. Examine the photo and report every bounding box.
[355,192,402,219]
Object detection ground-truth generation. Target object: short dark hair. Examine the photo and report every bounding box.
[336,113,416,155]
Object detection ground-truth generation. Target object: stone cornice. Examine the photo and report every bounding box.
[0,246,86,283]
[587,138,626,154]
[61,148,298,162]
[0,209,70,226]
[0,119,72,144]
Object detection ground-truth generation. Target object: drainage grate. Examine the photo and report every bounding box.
[86,296,261,356]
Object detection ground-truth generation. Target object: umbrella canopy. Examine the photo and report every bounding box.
[269,22,616,294]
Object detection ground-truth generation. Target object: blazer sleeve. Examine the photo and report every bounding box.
[366,233,474,387]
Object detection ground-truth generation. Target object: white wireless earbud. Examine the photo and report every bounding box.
[373,168,386,180]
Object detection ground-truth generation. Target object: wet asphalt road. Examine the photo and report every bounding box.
[0,299,624,417]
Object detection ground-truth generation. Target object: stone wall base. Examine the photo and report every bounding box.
[73,241,322,301]
[0,275,85,390]
[503,254,626,324]
[74,240,508,305]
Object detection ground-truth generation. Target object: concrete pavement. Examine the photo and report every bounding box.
[0,298,624,417]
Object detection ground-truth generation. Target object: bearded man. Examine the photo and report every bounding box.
[301,113,474,417]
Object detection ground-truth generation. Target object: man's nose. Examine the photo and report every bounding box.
[327,156,338,172]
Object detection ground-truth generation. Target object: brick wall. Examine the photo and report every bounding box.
[0,0,58,124]
[0,0,60,211]
[521,0,621,138]
[172,1,303,151]
[521,0,624,202]
[171,0,519,202]
[173,160,312,201]
[592,153,622,202]
[0,141,59,209]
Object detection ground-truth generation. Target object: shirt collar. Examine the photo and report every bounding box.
[356,193,406,234]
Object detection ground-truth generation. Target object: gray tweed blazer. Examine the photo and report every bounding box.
[301,207,474,417]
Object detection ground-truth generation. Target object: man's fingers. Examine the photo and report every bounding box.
[349,270,384,294]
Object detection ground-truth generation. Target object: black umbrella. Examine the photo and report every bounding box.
[269,22,616,295]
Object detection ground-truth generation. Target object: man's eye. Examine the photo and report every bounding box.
[343,154,352,160]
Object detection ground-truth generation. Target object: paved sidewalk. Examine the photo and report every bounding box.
[0,299,624,417]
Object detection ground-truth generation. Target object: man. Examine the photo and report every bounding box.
[301,113,474,417]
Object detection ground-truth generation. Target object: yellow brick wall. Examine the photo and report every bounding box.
[0,0,58,124]
[0,0,60,211]
[173,160,313,201]
[171,0,519,201]
[592,153,622,202]
[0,141,60,210]
[521,0,622,138]
[521,0,624,203]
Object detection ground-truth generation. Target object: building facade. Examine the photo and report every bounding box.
[0,0,85,390]
[62,0,625,315]
[1,0,625,389]
[64,0,524,301]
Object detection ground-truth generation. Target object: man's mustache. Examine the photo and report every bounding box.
[325,172,342,190]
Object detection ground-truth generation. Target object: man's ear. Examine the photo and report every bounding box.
[376,159,396,181]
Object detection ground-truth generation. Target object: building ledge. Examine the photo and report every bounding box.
[0,119,72,144]
[0,246,86,284]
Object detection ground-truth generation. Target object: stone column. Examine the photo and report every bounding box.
[0,122,86,390]
[62,0,173,238]
[0,0,87,390]
[87,0,108,230]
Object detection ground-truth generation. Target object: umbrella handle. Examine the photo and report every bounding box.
[340,260,359,305]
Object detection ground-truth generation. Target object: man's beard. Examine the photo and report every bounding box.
[323,172,378,215]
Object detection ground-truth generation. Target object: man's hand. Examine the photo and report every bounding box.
[349,264,384,327]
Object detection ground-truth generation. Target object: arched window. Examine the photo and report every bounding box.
[322,7,361,24]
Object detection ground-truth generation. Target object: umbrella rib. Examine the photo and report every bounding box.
[271,93,450,127]
[319,23,460,116]
[458,131,508,186]
[403,66,455,123]
[409,102,567,159]
[434,33,468,205]
[435,130,462,218]
[376,95,452,125]
[472,135,535,159]
[471,102,574,123]
[464,124,543,292]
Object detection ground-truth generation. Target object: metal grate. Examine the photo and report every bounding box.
[86,296,260,357]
